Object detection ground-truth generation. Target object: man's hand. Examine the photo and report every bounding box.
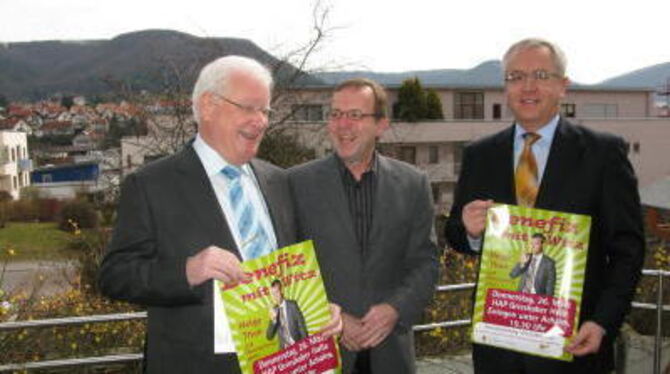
[462,200,494,238]
[318,303,343,338]
[566,321,605,356]
[340,312,366,352]
[185,246,250,286]
[520,252,530,263]
[357,303,399,349]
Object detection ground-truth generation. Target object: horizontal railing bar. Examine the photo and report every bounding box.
[631,301,670,311]
[0,353,142,372]
[413,319,472,331]
[436,283,475,292]
[0,268,667,371]
[642,269,670,277]
[0,311,147,331]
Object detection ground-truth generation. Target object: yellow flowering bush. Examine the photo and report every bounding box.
[0,287,145,371]
[415,249,479,356]
[0,224,144,372]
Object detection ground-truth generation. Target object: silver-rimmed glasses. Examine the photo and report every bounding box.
[504,70,563,84]
[212,92,274,118]
[328,109,379,121]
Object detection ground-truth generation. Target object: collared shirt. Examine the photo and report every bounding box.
[192,134,279,353]
[337,153,378,255]
[527,253,543,294]
[278,300,294,345]
[513,114,560,184]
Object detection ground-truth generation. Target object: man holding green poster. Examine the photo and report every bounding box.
[445,38,645,373]
[99,55,341,374]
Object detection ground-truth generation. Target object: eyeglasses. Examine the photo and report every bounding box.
[504,70,563,84]
[212,93,273,118]
[328,109,379,121]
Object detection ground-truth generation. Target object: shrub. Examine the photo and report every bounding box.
[59,199,99,232]
[0,287,145,373]
[67,227,111,295]
[416,249,479,356]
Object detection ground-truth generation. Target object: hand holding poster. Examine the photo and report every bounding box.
[218,240,341,374]
[472,204,591,361]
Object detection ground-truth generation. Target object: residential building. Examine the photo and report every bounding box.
[284,83,670,215]
[31,162,103,200]
[0,131,32,200]
[117,80,670,215]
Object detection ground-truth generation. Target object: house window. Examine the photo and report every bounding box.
[429,146,439,164]
[12,176,17,189]
[493,103,502,119]
[398,146,416,164]
[10,148,15,162]
[561,103,576,118]
[292,104,325,121]
[454,92,484,119]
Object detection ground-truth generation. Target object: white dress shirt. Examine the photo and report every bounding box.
[192,134,278,353]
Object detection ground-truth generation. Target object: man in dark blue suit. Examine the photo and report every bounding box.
[445,38,645,374]
[509,233,556,296]
[266,279,308,349]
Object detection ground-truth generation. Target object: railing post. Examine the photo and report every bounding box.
[654,271,663,374]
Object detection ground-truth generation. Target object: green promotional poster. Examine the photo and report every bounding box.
[218,240,341,374]
[472,204,591,361]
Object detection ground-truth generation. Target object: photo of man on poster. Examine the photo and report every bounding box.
[266,279,309,349]
[509,233,556,296]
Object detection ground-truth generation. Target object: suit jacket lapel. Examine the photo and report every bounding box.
[174,146,240,258]
[536,118,585,210]
[369,155,396,247]
[319,154,359,251]
[495,125,517,204]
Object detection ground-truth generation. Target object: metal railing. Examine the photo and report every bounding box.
[0,272,667,373]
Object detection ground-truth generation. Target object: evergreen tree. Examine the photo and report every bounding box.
[394,77,427,122]
[425,89,444,119]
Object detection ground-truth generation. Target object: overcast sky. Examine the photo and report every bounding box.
[3,0,669,84]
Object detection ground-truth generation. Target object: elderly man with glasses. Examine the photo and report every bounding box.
[288,78,439,374]
[99,55,341,374]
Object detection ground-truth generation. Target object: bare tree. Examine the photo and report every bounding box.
[111,0,338,183]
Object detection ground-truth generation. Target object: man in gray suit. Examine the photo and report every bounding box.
[99,56,340,374]
[509,233,556,296]
[289,78,439,374]
[266,279,308,349]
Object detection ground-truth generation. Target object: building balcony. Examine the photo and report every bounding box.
[18,158,33,172]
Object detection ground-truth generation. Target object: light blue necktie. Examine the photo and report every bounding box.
[221,166,273,260]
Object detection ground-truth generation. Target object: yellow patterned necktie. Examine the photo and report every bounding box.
[515,132,541,207]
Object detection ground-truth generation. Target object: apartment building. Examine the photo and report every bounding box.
[284,84,670,214]
[0,131,32,200]
[118,80,669,215]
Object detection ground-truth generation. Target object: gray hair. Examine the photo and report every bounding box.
[502,38,568,77]
[191,55,273,123]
